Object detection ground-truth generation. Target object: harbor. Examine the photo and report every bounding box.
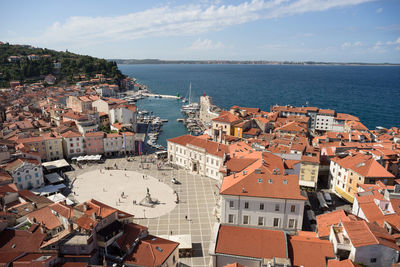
[118,83,207,150]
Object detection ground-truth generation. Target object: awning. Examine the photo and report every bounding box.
[42,159,70,171]
[31,184,67,196]
[44,172,64,184]
[159,234,192,250]
[47,193,74,205]
[75,155,102,161]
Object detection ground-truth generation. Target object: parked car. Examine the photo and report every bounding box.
[324,192,333,206]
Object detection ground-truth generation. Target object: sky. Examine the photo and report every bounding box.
[1,0,400,63]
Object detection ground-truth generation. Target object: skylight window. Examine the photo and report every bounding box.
[258,178,263,183]
[156,246,163,252]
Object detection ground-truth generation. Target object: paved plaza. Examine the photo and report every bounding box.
[66,155,219,267]
[72,169,177,218]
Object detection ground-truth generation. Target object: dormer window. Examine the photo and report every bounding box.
[268,179,273,183]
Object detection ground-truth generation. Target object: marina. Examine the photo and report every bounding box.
[119,83,206,149]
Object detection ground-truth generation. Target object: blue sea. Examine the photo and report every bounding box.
[118,64,400,146]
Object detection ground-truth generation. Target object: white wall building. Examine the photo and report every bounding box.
[167,135,228,181]
[219,165,306,231]
[109,105,137,131]
[61,131,84,159]
[5,158,44,190]
[103,132,135,156]
[329,220,400,267]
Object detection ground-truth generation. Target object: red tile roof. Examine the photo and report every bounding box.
[212,111,241,124]
[215,225,287,259]
[316,210,352,238]
[26,207,62,230]
[168,135,228,158]
[342,220,400,250]
[332,153,394,178]
[125,235,179,267]
[0,228,46,253]
[288,232,334,267]
[220,163,305,200]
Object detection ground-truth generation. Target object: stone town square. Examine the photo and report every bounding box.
[67,155,219,266]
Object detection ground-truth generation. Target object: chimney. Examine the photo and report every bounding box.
[40,223,46,234]
[233,172,236,178]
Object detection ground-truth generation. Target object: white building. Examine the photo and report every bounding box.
[329,220,400,267]
[109,105,137,131]
[219,163,306,231]
[5,158,44,190]
[103,132,135,156]
[61,131,84,159]
[167,135,228,180]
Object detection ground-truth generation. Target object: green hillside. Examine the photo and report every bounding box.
[0,43,125,87]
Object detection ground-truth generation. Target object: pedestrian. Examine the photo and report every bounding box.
[170,230,173,235]
[185,215,188,220]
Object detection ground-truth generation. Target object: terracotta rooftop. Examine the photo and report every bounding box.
[215,224,287,259]
[124,234,179,267]
[220,163,305,200]
[316,210,352,238]
[168,135,228,158]
[0,228,46,253]
[342,220,400,251]
[288,232,334,267]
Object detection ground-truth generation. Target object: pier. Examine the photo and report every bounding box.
[141,93,181,99]
[124,90,180,99]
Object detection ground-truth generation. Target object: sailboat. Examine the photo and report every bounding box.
[180,83,200,113]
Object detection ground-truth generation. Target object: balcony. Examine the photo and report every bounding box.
[333,227,351,251]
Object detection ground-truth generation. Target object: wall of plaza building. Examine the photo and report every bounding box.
[167,141,224,181]
[220,195,304,231]
[11,162,44,190]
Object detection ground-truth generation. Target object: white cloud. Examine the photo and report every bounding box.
[189,38,225,50]
[341,41,362,48]
[10,0,374,48]
[386,37,400,45]
[376,7,383,13]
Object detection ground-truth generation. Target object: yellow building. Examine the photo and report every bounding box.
[43,132,63,161]
[212,111,241,142]
[330,153,395,203]
[296,155,320,188]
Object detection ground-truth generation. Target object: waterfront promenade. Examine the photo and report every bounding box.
[66,156,219,267]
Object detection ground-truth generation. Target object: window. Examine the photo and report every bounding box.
[70,143,73,147]
[349,179,352,184]
[260,203,264,210]
[229,201,234,208]
[243,215,249,224]
[370,258,376,263]
[275,204,280,211]
[258,217,264,226]
[244,202,249,209]
[17,177,21,182]
[348,188,351,192]
[290,205,296,213]
[273,218,279,227]
[35,173,38,178]
[228,214,234,223]
[288,219,296,228]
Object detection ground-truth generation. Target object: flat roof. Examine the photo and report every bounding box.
[159,234,192,250]
[42,159,70,170]
[44,172,64,184]
[31,184,66,196]
[47,193,74,205]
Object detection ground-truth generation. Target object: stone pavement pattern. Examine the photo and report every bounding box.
[66,156,219,267]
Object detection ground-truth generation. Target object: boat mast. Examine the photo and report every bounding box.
[189,82,192,105]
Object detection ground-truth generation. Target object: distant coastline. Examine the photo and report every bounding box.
[111,59,400,66]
